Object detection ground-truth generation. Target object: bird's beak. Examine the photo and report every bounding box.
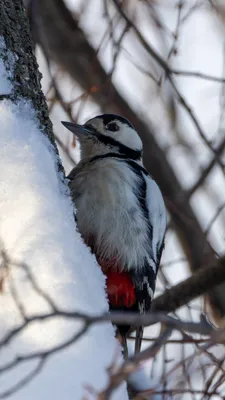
[61,121,94,137]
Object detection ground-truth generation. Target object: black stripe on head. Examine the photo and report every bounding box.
[97,134,142,160]
[95,114,134,129]
[84,125,142,160]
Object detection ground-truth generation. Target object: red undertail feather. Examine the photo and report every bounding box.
[86,243,136,308]
[104,270,136,308]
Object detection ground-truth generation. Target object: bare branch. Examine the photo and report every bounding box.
[98,328,173,400]
[112,0,224,168]
[187,137,225,197]
[0,358,46,399]
[152,256,225,313]
[2,251,58,313]
[171,69,225,83]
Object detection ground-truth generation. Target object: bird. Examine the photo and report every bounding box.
[61,114,166,355]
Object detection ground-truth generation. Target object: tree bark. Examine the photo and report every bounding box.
[0,0,62,172]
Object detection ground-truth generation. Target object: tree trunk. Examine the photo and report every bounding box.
[0,2,127,399]
[0,0,60,161]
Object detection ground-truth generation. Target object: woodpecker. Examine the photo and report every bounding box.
[62,114,166,354]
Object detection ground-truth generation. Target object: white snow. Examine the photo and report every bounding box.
[128,367,151,393]
[0,39,128,399]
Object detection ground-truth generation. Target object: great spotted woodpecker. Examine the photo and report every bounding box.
[62,114,166,354]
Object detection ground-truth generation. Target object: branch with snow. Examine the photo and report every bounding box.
[1,249,225,398]
[1,241,225,398]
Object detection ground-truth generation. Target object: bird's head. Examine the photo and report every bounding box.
[61,114,143,160]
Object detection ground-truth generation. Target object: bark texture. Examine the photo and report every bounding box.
[0,0,60,159]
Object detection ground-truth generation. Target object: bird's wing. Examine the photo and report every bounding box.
[145,175,167,266]
[132,173,167,314]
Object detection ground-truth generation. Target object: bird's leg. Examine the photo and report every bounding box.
[135,326,143,353]
[116,331,129,359]
[121,334,128,359]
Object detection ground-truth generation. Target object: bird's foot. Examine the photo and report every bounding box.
[135,326,143,354]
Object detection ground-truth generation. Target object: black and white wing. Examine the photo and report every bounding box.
[132,172,167,314]
[145,176,167,268]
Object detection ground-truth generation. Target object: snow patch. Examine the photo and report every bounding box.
[0,55,128,399]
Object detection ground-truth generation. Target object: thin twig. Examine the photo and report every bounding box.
[0,357,46,399]
[171,69,225,83]
[98,328,173,399]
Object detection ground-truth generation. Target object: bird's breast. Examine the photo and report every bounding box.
[69,158,150,269]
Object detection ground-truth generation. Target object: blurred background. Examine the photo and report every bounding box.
[28,0,225,398]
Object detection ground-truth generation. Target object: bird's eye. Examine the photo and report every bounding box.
[106,122,119,132]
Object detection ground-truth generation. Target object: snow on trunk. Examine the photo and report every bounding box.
[0,38,128,399]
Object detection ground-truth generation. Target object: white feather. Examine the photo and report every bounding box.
[69,157,166,273]
[144,175,167,264]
